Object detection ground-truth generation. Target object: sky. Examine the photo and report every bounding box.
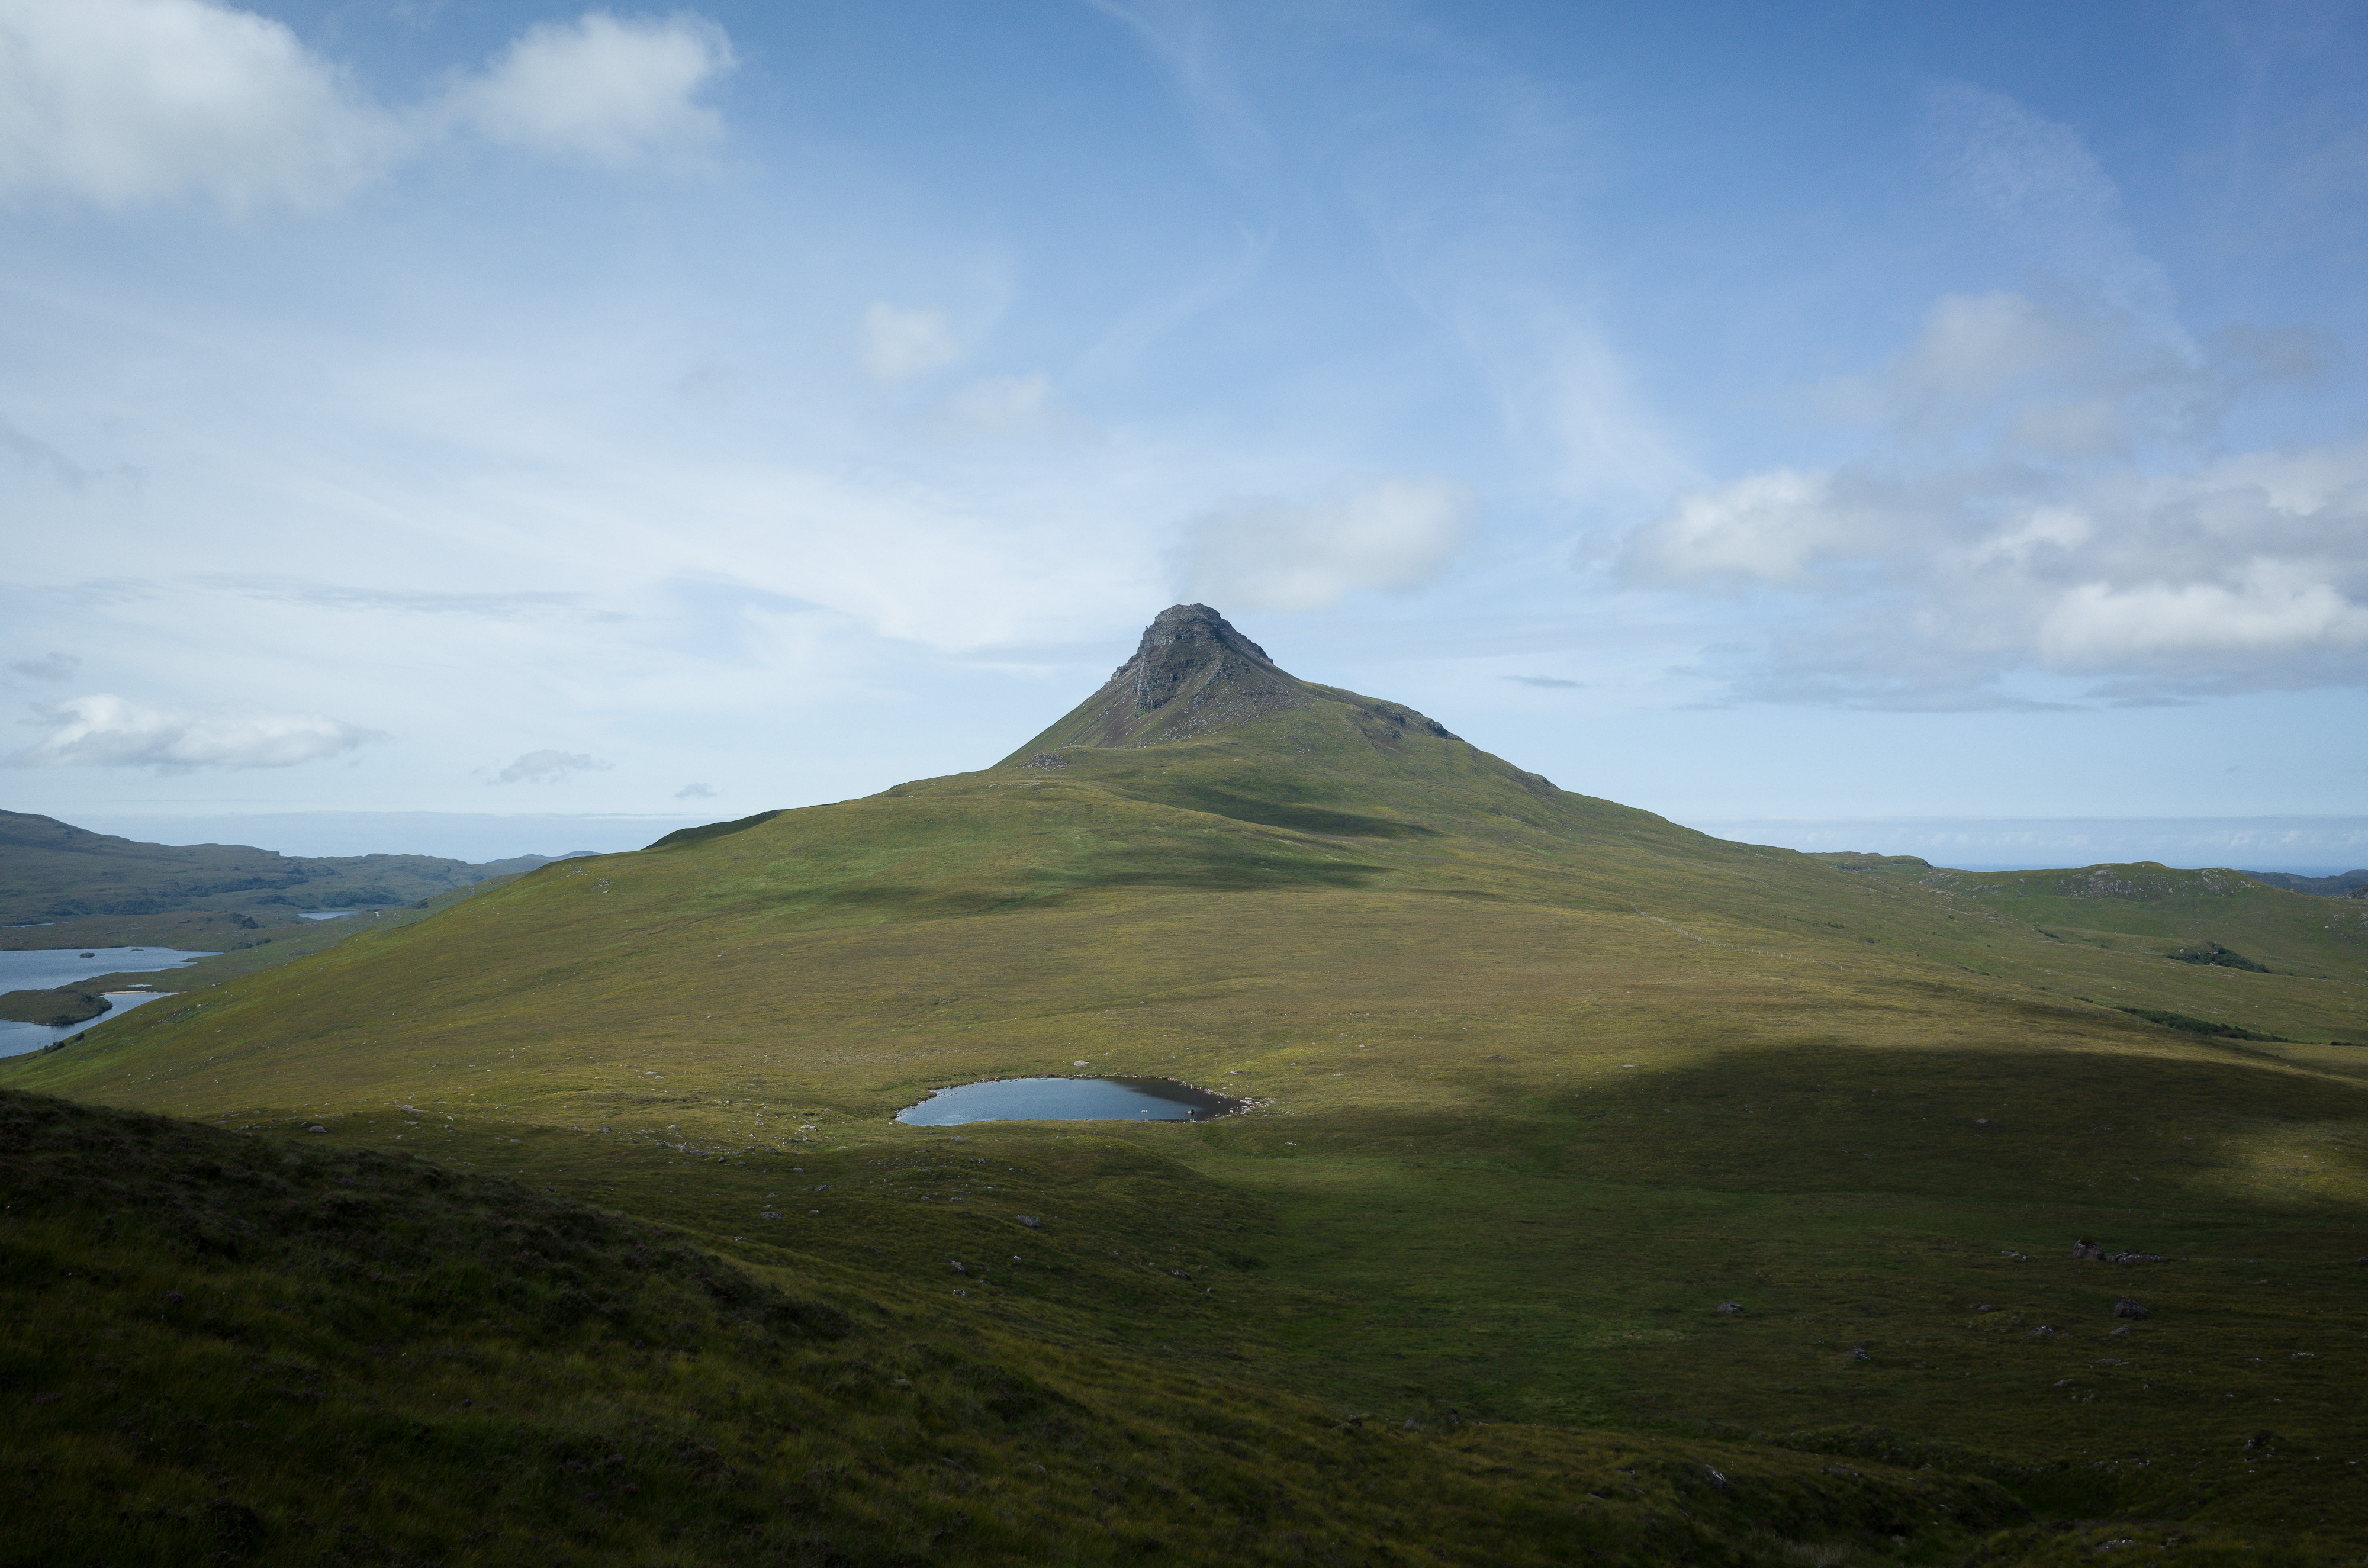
[2,0,2364,869]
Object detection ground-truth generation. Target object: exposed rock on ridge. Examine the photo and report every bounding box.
[1011,604,1317,754]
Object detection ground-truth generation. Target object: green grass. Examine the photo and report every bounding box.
[7,671,2367,1562]
[5,1088,2041,1567]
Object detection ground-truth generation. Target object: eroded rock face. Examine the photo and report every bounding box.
[1021,604,1316,752]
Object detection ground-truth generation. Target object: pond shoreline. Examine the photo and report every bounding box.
[897,1074,1252,1126]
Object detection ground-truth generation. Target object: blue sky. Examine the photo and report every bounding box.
[2,0,2364,867]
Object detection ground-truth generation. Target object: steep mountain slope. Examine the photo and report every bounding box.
[8,604,2367,1561]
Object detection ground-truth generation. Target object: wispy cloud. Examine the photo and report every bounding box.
[674,781,716,799]
[9,693,379,770]
[0,414,140,490]
[494,749,611,785]
[860,302,964,382]
[1175,476,1473,612]
[8,652,79,682]
[1503,674,1581,688]
[1923,81,2189,353]
[202,577,589,618]
[938,373,1062,436]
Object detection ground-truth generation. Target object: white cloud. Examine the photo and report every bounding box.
[2038,562,2368,665]
[1175,476,1473,611]
[674,780,716,798]
[0,0,398,211]
[440,11,733,166]
[496,749,612,785]
[0,1,733,212]
[1626,278,2368,702]
[1624,468,1848,582]
[861,303,963,381]
[9,692,378,769]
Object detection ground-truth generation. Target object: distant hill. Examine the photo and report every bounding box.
[0,809,594,938]
[2244,867,2368,897]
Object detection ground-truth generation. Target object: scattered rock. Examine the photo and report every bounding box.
[2108,1324,2131,1338]
[2074,1239,2106,1260]
[1703,1464,1733,1492]
[2244,1431,2279,1456]
[948,1258,966,1274]
[1015,1215,1041,1228]
[1849,1345,1871,1362]
[306,1125,329,1134]
[1401,1418,1419,1431]
[1716,1301,1743,1315]
[2106,1251,2167,1264]
[2031,1325,2058,1338]
[1973,1303,1994,1313]
[2114,1298,2149,1320]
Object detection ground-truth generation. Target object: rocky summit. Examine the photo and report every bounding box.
[1003,603,1316,754]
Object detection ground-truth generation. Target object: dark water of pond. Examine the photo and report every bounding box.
[896,1076,1244,1126]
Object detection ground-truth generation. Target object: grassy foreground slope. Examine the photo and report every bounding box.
[10,1089,2038,1567]
[8,606,2368,1561]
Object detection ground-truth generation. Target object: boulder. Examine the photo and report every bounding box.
[2114,1297,2149,1320]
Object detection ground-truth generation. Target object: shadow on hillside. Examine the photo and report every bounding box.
[1119,777,1442,840]
[1267,1039,2368,1213]
[723,842,1392,922]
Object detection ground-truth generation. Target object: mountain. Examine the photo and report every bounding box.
[6,604,2366,1563]
[0,809,596,939]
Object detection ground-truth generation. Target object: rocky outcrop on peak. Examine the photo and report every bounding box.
[1008,604,1315,755]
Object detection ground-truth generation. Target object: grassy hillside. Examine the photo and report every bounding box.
[5,1087,2036,1567]
[8,607,2366,1561]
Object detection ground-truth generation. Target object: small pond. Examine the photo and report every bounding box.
[896,1076,1244,1126]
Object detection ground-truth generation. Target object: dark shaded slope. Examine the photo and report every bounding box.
[0,1087,2018,1567]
